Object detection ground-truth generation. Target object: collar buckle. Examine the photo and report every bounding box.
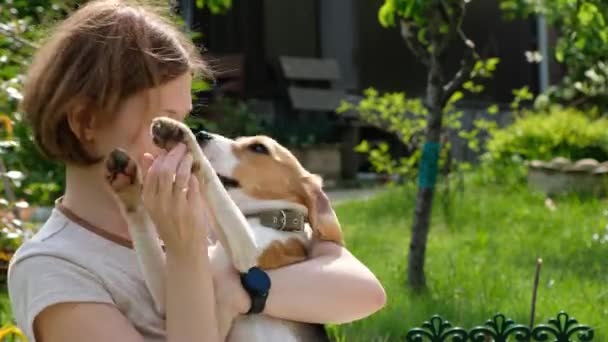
[276,210,287,231]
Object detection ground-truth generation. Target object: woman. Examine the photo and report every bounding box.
[7,1,386,341]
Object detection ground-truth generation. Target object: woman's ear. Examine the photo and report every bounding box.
[302,175,344,246]
[66,102,95,143]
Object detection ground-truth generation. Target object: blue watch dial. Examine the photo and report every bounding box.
[243,267,271,295]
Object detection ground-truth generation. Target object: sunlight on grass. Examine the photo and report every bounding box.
[333,180,607,341]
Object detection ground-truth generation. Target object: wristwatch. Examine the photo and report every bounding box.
[240,267,271,314]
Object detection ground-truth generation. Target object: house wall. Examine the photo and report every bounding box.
[354,0,539,103]
[191,0,540,103]
[319,0,359,91]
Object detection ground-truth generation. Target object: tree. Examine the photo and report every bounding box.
[0,1,76,210]
[0,0,233,208]
[376,0,487,290]
[500,0,608,110]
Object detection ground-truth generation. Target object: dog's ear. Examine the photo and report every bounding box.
[302,174,344,246]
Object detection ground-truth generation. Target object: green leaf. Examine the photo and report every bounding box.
[378,0,396,28]
[487,104,499,115]
[575,37,587,50]
[486,58,500,72]
[448,91,464,104]
[417,27,428,45]
[403,0,417,19]
[555,48,565,63]
[355,140,370,153]
[192,79,212,92]
[600,29,608,43]
[577,3,598,26]
[512,86,534,101]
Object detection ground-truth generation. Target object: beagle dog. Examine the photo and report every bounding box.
[105,117,344,341]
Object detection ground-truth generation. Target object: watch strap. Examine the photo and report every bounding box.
[246,291,268,315]
[240,270,270,315]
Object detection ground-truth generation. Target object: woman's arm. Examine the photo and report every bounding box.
[141,146,220,342]
[264,241,386,324]
[32,234,220,342]
[216,241,386,325]
[34,303,145,342]
[165,246,220,342]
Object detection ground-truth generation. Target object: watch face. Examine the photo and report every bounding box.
[244,267,271,294]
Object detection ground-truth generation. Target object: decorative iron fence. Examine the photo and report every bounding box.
[405,311,594,342]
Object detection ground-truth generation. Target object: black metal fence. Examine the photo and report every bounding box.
[406,311,593,342]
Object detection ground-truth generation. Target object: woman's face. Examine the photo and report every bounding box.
[93,72,193,167]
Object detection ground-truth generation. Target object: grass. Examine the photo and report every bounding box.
[0,291,10,325]
[331,178,608,341]
[0,173,605,341]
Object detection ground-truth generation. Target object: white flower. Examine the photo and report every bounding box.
[15,201,28,209]
[6,87,23,101]
[6,232,20,239]
[5,171,24,181]
[525,51,543,63]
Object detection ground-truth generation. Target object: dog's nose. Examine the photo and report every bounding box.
[196,130,213,146]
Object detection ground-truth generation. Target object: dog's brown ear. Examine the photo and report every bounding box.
[302,175,344,246]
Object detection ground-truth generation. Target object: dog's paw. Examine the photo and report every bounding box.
[150,117,191,151]
[105,149,142,212]
[151,117,202,173]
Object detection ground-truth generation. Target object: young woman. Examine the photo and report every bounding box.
[7,1,386,341]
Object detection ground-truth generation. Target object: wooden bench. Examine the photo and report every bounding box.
[277,56,361,180]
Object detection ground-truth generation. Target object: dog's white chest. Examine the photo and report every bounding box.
[247,218,312,256]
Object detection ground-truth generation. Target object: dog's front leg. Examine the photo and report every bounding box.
[105,149,167,315]
[150,117,259,273]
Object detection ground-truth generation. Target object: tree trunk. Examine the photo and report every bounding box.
[401,3,474,290]
[407,52,444,290]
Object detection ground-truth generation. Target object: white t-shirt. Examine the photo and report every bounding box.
[8,203,167,342]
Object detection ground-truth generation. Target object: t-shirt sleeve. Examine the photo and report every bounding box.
[7,255,114,342]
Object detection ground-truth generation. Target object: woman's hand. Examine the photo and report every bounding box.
[140,143,209,255]
[208,243,251,338]
[141,143,222,341]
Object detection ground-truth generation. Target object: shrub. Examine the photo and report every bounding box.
[485,106,608,164]
[1,1,76,208]
[187,97,269,138]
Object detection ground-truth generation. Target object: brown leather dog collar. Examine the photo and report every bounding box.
[245,210,307,232]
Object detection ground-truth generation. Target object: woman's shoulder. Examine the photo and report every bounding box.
[11,207,131,267]
[7,218,117,342]
[7,209,166,342]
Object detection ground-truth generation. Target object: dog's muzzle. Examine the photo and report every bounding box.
[196,130,213,147]
[218,174,240,189]
[194,130,239,189]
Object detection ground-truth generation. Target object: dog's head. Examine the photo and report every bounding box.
[197,131,343,245]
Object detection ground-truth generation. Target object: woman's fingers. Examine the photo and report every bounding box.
[138,143,211,249]
[174,153,193,193]
[157,143,187,199]
[186,175,202,203]
[143,152,164,201]
[141,153,155,177]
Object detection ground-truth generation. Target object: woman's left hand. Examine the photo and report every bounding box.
[208,243,251,339]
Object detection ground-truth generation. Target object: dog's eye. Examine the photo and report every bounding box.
[248,143,269,155]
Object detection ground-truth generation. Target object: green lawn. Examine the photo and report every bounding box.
[332,180,607,341]
[0,178,605,341]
